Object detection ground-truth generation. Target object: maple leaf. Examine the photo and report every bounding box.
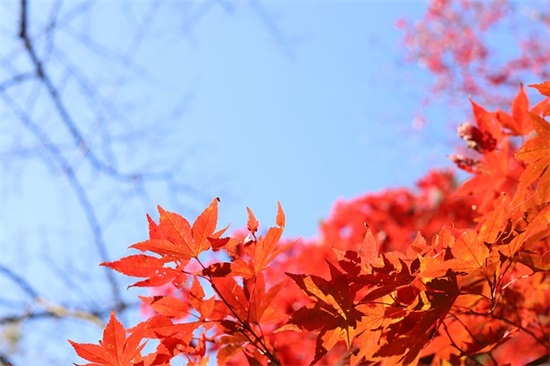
[374,276,460,364]
[243,273,288,324]
[516,113,549,165]
[140,315,200,341]
[529,81,550,97]
[445,229,491,273]
[529,81,550,117]
[357,254,416,305]
[279,301,360,365]
[69,311,146,366]
[281,268,365,365]
[499,203,550,259]
[139,295,192,319]
[101,254,178,288]
[246,207,259,235]
[224,204,294,278]
[189,277,216,321]
[275,201,286,227]
[285,271,357,323]
[131,198,220,260]
[209,276,249,321]
[191,197,221,255]
[477,194,511,244]
[360,228,380,266]
[348,303,385,365]
[146,214,162,240]
[469,99,503,144]
[505,84,532,136]
[454,141,522,213]
[333,248,360,276]
[216,333,256,365]
[252,227,286,275]
[515,113,550,203]
[250,203,292,275]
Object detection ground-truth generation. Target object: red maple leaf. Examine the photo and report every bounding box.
[69,311,146,366]
[280,269,364,365]
[515,113,550,203]
[131,198,220,260]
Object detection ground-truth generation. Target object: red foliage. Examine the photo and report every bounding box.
[70,83,550,365]
[399,0,550,107]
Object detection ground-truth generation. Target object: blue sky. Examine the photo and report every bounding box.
[142,1,458,238]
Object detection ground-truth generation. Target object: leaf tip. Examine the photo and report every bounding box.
[156,205,166,215]
[246,207,259,233]
[276,201,285,227]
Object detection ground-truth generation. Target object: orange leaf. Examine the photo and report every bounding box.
[510,84,531,135]
[374,277,459,364]
[286,272,353,321]
[190,277,215,320]
[69,311,146,366]
[246,207,259,234]
[130,239,192,259]
[227,258,254,278]
[351,304,385,363]
[477,195,510,244]
[69,341,114,365]
[191,198,220,256]
[529,112,550,140]
[101,254,168,278]
[284,269,365,364]
[244,273,288,324]
[529,81,550,97]
[276,201,285,227]
[101,254,178,288]
[529,82,550,117]
[103,311,129,363]
[446,229,490,272]
[156,206,194,257]
[210,276,249,321]
[139,295,192,318]
[138,201,221,260]
[515,114,550,196]
[141,315,199,343]
[248,205,293,276]
[469,99,501,141]
[313,324,354,364]
[147,214,162,240]
[253,227,284,275]
[361,229,379,265]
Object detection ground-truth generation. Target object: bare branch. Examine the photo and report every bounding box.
[1,91,123,309]
[0,72,35,93]
[0,265,39,300]
[248,0,295,60]
[17,0,169,182]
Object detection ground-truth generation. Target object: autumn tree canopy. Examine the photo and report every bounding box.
[70,82,549,365]
[398,0,550,107]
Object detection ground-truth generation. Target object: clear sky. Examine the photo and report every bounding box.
[140,1,460,238]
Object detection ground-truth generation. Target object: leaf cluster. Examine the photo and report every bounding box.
[70,82,550,365]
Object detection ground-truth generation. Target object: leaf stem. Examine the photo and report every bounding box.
[196,257,281,365]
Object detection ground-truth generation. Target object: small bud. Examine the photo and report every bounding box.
[457,122,496,153]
